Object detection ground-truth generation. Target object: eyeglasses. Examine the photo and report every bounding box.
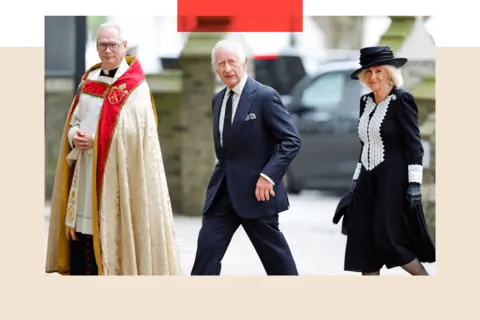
[97,41,123,51]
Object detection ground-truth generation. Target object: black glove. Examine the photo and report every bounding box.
[406,183,422,209]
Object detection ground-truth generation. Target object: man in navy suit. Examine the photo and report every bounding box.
[190,40,302,275]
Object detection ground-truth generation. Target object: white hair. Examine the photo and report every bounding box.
[96,21,123,41]
[211,40,247,67]
[358,64,404,88]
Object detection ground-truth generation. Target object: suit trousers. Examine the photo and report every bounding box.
[191,178,298,275]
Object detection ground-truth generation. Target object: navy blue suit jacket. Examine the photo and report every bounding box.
[202,77,301,219]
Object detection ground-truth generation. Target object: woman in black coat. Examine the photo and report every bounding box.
[341,46,435,276]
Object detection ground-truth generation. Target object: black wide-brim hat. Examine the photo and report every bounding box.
[350,45,408,80]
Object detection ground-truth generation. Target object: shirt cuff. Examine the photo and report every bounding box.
[260,173,275,185]
[408,164,423,184]
[68,127,79,149]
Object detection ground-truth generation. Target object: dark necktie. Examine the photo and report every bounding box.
[222,90,235,152]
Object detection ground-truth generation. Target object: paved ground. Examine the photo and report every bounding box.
[44,191,436,276]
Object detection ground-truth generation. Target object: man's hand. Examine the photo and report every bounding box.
[66,226,78,241]
[73,131,93,151]
[255,176,275,201]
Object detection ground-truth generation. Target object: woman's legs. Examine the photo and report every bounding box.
[401,258,429,275]
[361,260,429,276]
[362,270,380,276]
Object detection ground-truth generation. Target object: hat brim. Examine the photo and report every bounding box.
[350,57,408,80]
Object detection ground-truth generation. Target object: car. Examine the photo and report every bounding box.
[252,47,359,106]
[284,60,370,195]
[251,46,316,106]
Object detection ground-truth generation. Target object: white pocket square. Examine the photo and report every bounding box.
[245,113,256,121]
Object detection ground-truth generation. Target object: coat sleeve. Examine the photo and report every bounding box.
[67,80,86,148]
[396,90,424,184]
[352,95,366,181]
[260,87,302,185]
[67,106,81,148]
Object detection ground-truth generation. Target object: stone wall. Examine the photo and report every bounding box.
[178,31,225,216]
[45,79,77,200]
[413,76,436,243]
[420,112,435,242]
[378,16,416,53]
[147,71,183,214]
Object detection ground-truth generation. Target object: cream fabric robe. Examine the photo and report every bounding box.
[65,63,118,235]
[46,58,182,275]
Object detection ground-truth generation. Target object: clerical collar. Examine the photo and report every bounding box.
[100,66,119,78]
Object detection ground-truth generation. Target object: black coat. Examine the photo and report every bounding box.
[335,86,435,272]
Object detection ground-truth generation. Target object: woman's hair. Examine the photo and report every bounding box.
[358,65,404,88]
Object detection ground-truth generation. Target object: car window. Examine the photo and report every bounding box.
[343,74,370,113]
[254,55,306,96]
[300,71,347,111]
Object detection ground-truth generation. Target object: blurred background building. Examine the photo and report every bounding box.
[44,16,436,275]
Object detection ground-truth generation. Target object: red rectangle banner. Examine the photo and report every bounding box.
[177,16,303,32]
[177,0,303,16]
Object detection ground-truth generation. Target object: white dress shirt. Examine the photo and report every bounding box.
[218,74,275,185]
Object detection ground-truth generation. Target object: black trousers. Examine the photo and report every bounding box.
[191,179,298,275]
[69,233,98,275]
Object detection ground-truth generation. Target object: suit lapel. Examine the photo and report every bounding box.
[231,77,257,146]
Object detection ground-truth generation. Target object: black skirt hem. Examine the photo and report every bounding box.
[345,249,424,273]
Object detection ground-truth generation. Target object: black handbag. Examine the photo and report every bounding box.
[333,191,353,236]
